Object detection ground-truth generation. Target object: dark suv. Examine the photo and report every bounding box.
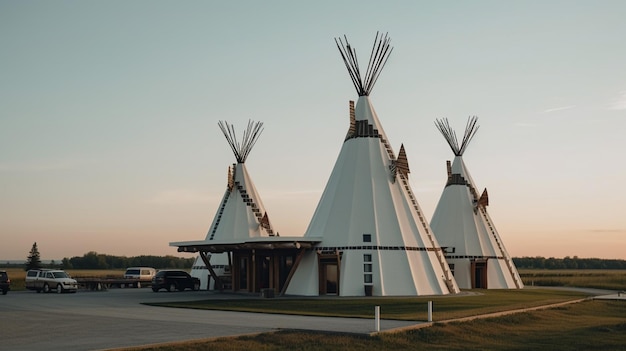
[0,270,10,295]
[151,270,200,292]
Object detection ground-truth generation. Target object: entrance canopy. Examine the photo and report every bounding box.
[170,236,322,254]
[171,236,323,296]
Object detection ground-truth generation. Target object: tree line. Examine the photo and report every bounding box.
[513,256,626,269]
[61,251,195,270]
[14,243,195,270]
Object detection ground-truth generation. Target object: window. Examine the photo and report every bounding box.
[363,254,373,284]
[363,234,371,242]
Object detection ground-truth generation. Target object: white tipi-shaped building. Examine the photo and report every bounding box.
[430,117,523,289]
[190,120,276,289]
[286,33,459,296]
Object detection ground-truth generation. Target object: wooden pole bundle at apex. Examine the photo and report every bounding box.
[335,31,393,97]
[218,120,264,163]
[435,116,479,157]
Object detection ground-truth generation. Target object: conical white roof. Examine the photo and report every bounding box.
[206,163,274,241]
[287,96,459,296]
[432,157,497,256]
[431,119,523,289]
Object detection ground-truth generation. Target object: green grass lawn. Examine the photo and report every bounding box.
[121,299,626,351]
[145,288,589,321]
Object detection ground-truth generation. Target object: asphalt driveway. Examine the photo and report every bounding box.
[0,289,417,350]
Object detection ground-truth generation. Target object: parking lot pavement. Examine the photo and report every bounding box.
[0,289,418,351]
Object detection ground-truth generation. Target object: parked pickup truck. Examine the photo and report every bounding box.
[25,269,78,293]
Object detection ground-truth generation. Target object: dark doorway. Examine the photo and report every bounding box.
[279,255,294,289]
[471,260,488,288]
[238,256,248,290]
[257,255,271,291]
[321,263,338,295]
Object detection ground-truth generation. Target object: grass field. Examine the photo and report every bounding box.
[519,269,626,290]
[122,299,626,351]
[146,289,589,322]
[133,271,625,351]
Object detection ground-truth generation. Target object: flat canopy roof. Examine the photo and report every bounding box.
[170,236,323,253]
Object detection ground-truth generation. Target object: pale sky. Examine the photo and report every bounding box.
[1,1,625,261]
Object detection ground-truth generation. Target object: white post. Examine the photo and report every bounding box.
[375,305,380,332]
[428,301,433,322]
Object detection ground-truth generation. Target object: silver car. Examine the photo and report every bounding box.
[25,269,78,293]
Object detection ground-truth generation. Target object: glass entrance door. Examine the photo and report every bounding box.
[321,263,338,295]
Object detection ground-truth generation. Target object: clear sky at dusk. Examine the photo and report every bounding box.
[1,1,625,261]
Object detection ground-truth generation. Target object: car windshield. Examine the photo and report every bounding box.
[52,272,69,278]
[126,269,140,275]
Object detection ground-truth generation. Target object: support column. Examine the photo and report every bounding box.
[279,249,306,296]
[199,252,223,291]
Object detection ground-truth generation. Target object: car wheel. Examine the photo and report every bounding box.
[36,289,41,293]
[193,282,200,291]
[56,284,63,294]
[43,284,50,293]
[152,288,158,292]
[2,289,7,295]
[168,283,176,292]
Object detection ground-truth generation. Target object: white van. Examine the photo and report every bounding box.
[123,267,156,287]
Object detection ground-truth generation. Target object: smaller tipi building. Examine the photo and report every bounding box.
[189,120,275,289]
[430,117,523,289]
[184,121,319,292]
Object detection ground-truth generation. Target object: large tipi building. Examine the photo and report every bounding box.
[285,33,459,296]
[430,117,523,289]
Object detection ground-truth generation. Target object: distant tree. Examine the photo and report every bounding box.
[61,257,72,269]
[25,242,42,271]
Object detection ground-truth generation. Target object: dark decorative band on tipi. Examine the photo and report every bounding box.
[446,173,469,187]
[336,32,393,97]
[345,113,381,141]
